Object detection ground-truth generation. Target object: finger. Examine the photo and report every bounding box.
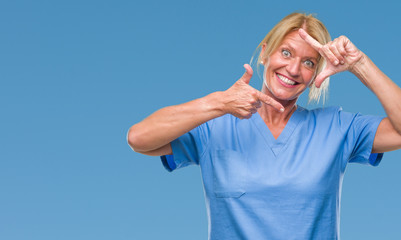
[253,100,262,109]
[340,35,356,54]
[298,28,322,51]
[240,64,253,84]
[240,110,252,119]
[329,44,345,65]
[256,91,284,112]
[250,107,258,114]
[336,37,347,59]
[321,44,340,66]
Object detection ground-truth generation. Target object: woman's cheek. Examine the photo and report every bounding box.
[304,69,316,85]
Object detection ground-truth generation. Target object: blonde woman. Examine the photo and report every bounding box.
[128,12,401,239]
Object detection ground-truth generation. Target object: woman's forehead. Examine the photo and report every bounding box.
[279,31,319,59]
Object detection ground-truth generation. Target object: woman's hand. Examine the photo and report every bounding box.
[128,64,284,155]
[298,28,363,88]
[222,64,284,119]
[299,29,401,153]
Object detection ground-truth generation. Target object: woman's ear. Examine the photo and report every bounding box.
[260,43,267,64]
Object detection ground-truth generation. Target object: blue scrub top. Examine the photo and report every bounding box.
[161,106,383,240]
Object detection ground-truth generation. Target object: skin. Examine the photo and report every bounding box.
[258,30,319,138]
[261,31,319,103]
[298,28,401,153]
[127,28,401,156]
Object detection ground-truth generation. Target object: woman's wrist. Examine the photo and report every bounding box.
[349,52,368,76]
[202,91,228,118]
[349,53,376,88]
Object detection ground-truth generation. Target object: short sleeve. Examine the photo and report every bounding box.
[338,108,384,166]
[160,120,214,172]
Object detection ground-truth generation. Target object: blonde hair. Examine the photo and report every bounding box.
[253,12,331,103]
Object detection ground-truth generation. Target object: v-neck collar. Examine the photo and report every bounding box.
[251,105,305,157]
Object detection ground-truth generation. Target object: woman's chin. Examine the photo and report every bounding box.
[271,91,299,102]
[263,85,303,103]
[273,86,307,101]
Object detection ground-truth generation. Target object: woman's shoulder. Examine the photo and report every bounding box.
[298,105,380,128]
[297,105,358,126]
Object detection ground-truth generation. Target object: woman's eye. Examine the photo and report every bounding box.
[304,60,315,68]
[282,49,291,58]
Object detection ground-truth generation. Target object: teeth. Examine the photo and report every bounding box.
[277,74,296,85]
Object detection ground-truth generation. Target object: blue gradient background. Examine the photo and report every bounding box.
[1,0,400,239]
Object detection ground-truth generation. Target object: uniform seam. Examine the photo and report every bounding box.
[198,117,217,163]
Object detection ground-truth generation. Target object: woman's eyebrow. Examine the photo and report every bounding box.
[283,42,318,60]
[281,42,295,52]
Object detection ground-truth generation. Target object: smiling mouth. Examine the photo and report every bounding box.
[276,73,299,86]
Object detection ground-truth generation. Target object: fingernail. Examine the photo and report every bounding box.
[334,60,339,65]
[280,108,284,112]
[340,60,345,65]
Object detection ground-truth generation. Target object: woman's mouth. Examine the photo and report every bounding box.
[276,73,299,88]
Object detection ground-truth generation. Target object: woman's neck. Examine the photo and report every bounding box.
[258,86,298,126]
[258,103,297,125]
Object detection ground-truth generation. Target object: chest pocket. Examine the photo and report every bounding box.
[211,150,247,198]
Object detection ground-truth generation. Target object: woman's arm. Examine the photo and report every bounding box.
[350,55,401,153]
[299,29,401,153]
[127,91,225,156]
[127,65,284,156]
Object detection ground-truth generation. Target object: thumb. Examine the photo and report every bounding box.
[240,64,253,84]
[314,70,331,88]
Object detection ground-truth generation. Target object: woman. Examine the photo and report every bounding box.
[128,12,401,239]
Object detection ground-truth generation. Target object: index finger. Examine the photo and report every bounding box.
[256,91,284,112]
[298,28,322,51]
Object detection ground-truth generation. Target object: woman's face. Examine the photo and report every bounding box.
[262,30,319,102]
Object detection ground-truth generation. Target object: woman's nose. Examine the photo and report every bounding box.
[286,58,301,77]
